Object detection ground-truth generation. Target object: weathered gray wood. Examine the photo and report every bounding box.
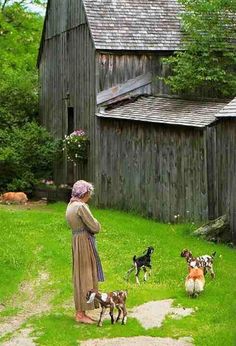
[96,118,208,223]
[97,72,152,105]
[206,119,236,242]
[96,52,171,98]
[193,215,231,243]
[39,0,96,185]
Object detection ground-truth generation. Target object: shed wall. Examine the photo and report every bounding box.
[95,118,208,223]
[207,119,236,242]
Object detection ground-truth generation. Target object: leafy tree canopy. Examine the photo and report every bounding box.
[0,1,59,192]
[0,0,45,127]
[163,0,236,98]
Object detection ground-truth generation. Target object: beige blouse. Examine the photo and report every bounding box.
[66,201,101,234]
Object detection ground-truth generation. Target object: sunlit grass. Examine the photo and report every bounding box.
[0,203,236,345]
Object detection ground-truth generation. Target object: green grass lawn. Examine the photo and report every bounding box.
[0,202,236,346]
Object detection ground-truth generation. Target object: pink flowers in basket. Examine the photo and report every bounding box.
[63,129,89,164]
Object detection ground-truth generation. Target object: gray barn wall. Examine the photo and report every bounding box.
[95,118,208,223]
[39,0,96,184]
[96,52,171,96]
[207,119,236,241]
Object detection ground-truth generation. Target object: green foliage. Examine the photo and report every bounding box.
[0,2,44,127]
[0,2,59,192]
[0,122,59,192]
[163,0,236,97]
[0,203,236,345]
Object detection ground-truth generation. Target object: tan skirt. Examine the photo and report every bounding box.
[72,231,99,311]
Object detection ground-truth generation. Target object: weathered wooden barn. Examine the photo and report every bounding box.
[37,0,236,241]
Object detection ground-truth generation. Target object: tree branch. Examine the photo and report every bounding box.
[1,0,9,12]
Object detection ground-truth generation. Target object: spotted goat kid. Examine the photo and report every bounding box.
[86,289,128,327]
[181,249,216,278]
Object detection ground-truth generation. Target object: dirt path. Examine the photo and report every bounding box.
[0,272,52,345]
[81,336,193,346]
[1,328,36,346]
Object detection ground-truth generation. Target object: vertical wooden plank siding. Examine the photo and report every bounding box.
[96,52,171,96]
[207,120,236,241]
[39,0,96,184]
[96,118,207,223]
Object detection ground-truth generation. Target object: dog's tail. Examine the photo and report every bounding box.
[133,255,136,262]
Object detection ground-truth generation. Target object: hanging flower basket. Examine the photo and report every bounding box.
[62,130,89,163]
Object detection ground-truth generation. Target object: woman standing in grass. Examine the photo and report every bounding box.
[66,180,104,324]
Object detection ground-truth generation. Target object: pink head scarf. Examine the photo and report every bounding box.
[70,180,94,203]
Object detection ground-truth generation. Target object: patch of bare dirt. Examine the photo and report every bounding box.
[0,199,48,211]
[129,300,194,329]
[1,327,36,346]
[0,272,52,342]
[81,336,193,346]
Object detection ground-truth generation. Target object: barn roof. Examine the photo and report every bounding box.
[83,0,183,51]
[97,96,228,128]
[216,97,236,118]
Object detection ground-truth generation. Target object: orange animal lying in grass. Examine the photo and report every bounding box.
[0,192,28,204]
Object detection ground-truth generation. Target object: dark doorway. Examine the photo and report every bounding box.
[67,107,74,134]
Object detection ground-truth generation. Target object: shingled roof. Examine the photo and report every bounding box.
[216,97,236,118]
[83,0,183,51]
[97,96,227,128]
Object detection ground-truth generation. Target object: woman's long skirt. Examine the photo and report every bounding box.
[72,231,103,311]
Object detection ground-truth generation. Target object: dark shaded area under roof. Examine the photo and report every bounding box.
[97,96,228,128]
[83,0,183,51]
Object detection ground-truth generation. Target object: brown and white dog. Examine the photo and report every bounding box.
[86,289,128,327]
[185,267,205,298]
[181,249,216,278]
[0,192,28,204]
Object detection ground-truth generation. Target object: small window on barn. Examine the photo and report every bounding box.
[67,107,74,135]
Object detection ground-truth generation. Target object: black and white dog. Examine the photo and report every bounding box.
[125,246,154,284]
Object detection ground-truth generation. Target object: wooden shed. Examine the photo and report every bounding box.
[96,96,228,223]
[38,0,235,241]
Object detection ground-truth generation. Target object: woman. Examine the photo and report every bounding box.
[66,180,104,324]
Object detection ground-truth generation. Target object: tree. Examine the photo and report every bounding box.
[163,0,236,98]
[0,1,59,192]
[0,1,44,127]
[0,0,46,12]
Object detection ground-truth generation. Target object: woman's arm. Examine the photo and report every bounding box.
[78,204,101,234]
